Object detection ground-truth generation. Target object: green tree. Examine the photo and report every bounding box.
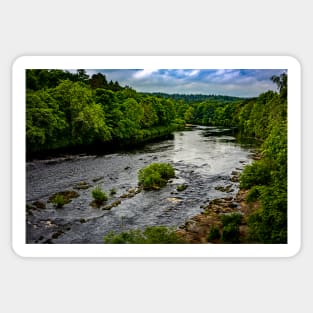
[184,106,195,123]
[76,69,89,83]
[140,97,159,128]
[90,73,108,89]
[271,72,287,100]
[73,103,111,144]
[26,89,68,151]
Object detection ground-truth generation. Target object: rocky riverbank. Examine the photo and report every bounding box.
[176,149,262,245]
[176,189,258,243]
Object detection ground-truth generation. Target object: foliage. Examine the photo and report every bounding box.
[48,190,79,207]
[246,185,262,203]
[247,182,287,243]
[103,226,185,244]
[207,226,221,241]
[51,194,65,208]
[91,187,108,203]
[262,121,287,177]
[138,163,175,190]
[239,160,272,189]
[26,70,183,156]
[222,224,240,243]
[220,213,243,243]
[271,72,287,100]
[221,213,243,227]
[238,72,288,244]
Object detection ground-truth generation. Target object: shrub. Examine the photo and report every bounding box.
[103,226,185,244]
[48,190,79,207]
[222,224,240,243]
[51,194,65,208]
[104,229,144,244]
[246,186,262,203]
[207,226,221,241]
[220,213,243,243]
[221,213,243,227]
[138,163,175,190]
[143,226,184,243]
[91,187,108,204]
[239,160,272,189]
[247,183,287,243]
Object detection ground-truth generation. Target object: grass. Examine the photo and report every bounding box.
[51,194,65,208]
[220,213,243,243]
[91,187,108,204]
[138,163,175,190]
[207,225,221,241]
[103,226,185,244]
[49,190,79,208]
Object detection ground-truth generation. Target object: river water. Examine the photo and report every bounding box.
[26,126,254,243]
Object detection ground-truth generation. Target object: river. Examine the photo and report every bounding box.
[26,126,255,243]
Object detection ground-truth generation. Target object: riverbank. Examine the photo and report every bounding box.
[26,125,178,161]
[176,151,262,244]
[176,188,260,243]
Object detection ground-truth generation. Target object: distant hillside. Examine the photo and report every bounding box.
[142,92,247,103]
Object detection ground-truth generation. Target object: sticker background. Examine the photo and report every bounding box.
[1,1,311,313]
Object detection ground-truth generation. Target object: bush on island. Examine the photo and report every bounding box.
[138,163,175,190]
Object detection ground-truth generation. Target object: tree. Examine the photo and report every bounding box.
[72,103,111,144]
[26,89,68,150]
[140,97,158,128]
[76,69,89,83]
[271,72,287,99]
[184,106,195,123]
[90,73,108,89]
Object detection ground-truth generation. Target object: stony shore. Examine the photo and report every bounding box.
[176,188,259,243]
[176,149,262,244]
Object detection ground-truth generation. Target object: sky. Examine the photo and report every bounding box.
[84,69,286,98]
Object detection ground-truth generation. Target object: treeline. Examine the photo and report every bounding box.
[175,77,286,141]
[175,97,245,127]
[239,73,287,243]
[169,73,287,243]
[26,69,124,92]
[26,70,184,156]
[146,92,242,104]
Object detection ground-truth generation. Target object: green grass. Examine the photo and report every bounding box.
[138,163,175,190]
[220,213,243,243]
[91,187,108,204]
[51,194,65,208]
[207,225,221,241]
[103,226,185,244]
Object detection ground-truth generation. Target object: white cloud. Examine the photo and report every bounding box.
[86,69,285,97]
[188,70,200,76]
[133,69,158,79]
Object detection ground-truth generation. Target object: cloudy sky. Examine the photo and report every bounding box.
[84,69,286,98]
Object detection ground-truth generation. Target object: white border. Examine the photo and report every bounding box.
[12,56,301,258]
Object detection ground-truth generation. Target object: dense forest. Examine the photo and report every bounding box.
[26,69,287,244]
[26,69,185,156]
